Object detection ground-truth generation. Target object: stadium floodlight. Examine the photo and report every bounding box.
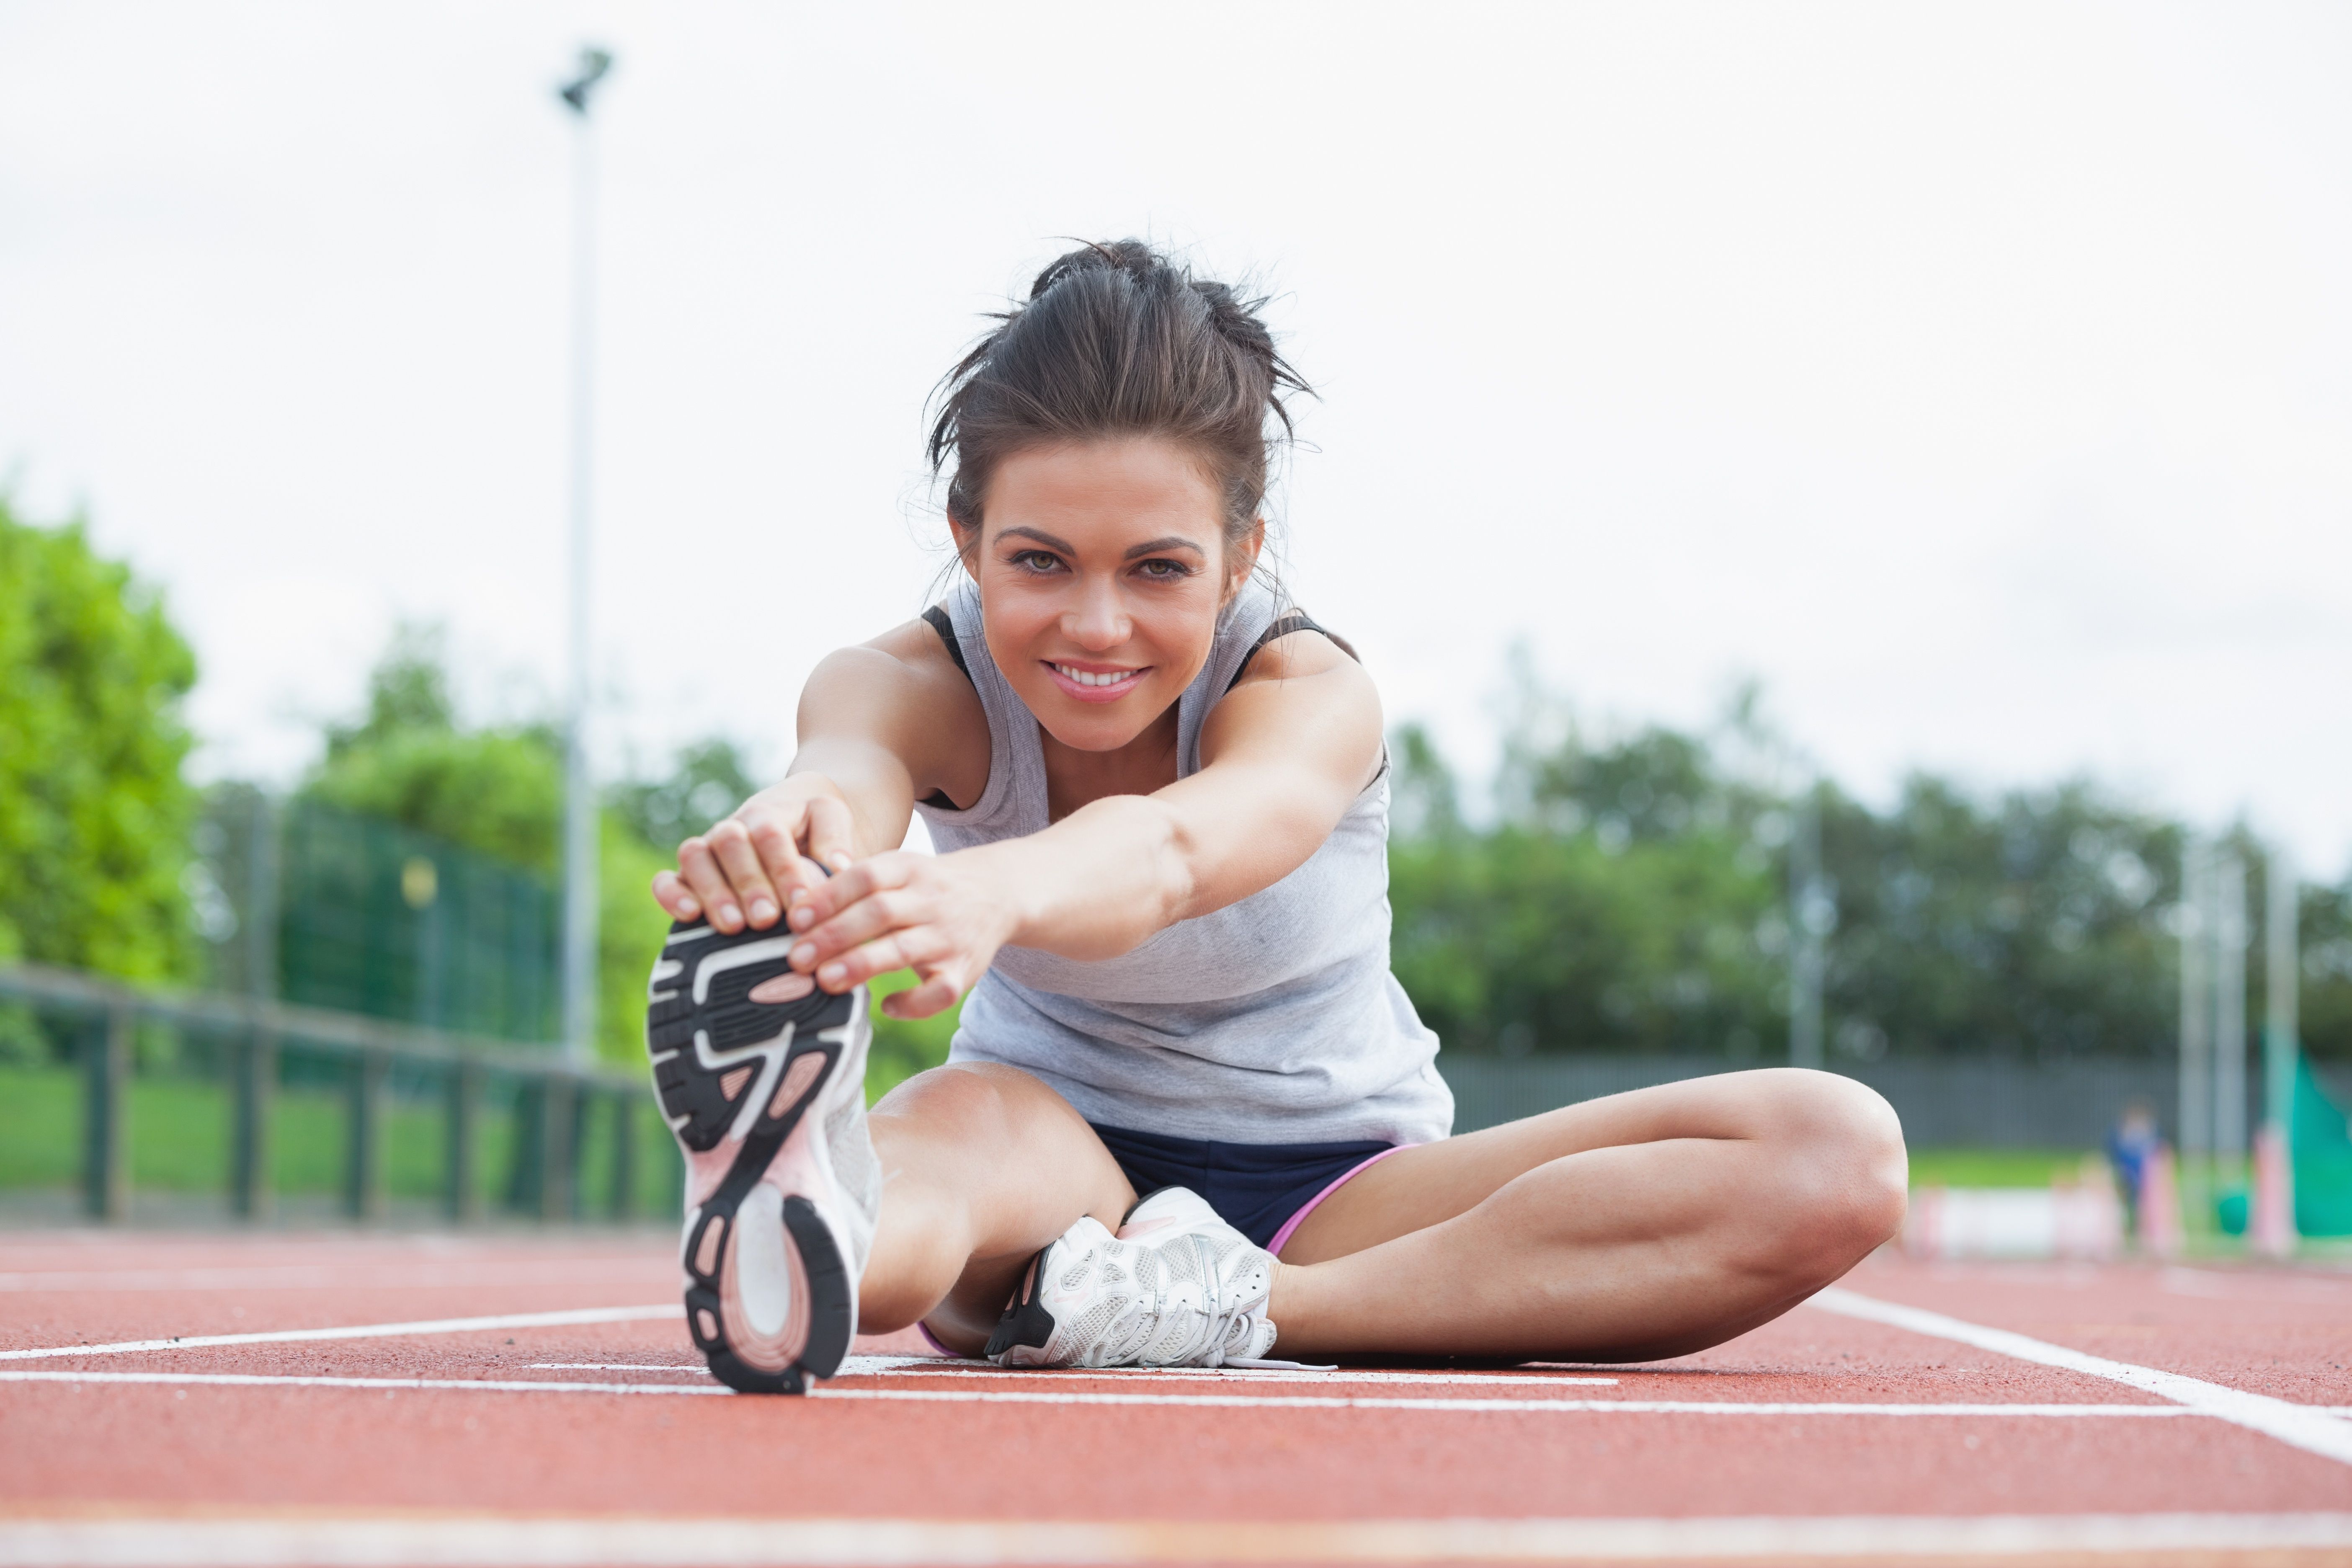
[560,49,612,113]
[557,45,613,1069]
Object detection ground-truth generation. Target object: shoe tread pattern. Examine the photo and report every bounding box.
[647,919,854,1153]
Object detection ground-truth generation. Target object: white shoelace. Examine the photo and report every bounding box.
[1095,1235,1257,1369]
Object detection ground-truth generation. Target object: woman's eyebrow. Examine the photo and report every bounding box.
[996,526,1076,553]
[1122,536,1207,560]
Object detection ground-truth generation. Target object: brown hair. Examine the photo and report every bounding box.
[928,241,1311,570]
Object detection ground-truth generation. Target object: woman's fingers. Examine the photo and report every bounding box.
[792,887,919,974]
[882,968,966,1020]
[674,837,743,931]
[812,931,918,993]
[706,820,782,929]
[789,852,910,931]
[650,868,701,921]
[744,810,817,908]
[802,796,857,880]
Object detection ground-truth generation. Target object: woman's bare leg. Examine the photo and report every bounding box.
[1268,1068,1907,1362]
[856,1061,1135,1352]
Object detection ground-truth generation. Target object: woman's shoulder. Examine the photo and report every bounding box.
[1218,600,1366,696]
[790,611,990,809]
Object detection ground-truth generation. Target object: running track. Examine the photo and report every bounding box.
[2,1230,2349,1565]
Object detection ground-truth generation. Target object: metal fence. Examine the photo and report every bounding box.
[1442,1052,2348,1148]
[262,798,561,1042]
[0,962,660,1225]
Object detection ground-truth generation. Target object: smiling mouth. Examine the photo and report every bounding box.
[1046,662,1147,691]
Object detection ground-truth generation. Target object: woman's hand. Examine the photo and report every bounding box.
[651,776,857,934]
[781,850,1020,1019]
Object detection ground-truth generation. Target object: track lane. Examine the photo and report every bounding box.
[5,1233,2350,1540]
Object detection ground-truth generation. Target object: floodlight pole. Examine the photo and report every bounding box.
[557,47,612,1069]
[1789,781,1826,1071]
[2178,838,2213,1213]
[2265,847,2299,1147]
[2214,850,2249,1181]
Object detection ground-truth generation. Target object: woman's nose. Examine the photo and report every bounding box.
[1063,579,1131,650]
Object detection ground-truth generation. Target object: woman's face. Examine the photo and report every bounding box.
[959,437,1256,753]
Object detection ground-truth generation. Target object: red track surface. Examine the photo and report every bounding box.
[3,1230,2349,1565]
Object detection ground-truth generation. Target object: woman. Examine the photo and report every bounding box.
[645,241,1907,1394]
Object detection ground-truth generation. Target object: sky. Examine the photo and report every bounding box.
[3,2,2349,873]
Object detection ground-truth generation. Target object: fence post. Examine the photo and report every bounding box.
[446,1060,481,1222]
[84,1003,132,1222]
[538,1075,575,1221]
[609,1088,635,1220]
[230,1019,276,1220]
[346,1049,387,1221]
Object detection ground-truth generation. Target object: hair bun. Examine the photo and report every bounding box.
[1029,239,1161,299]
[930,240,1313,559]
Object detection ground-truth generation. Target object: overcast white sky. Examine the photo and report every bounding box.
[4,3,2348,873]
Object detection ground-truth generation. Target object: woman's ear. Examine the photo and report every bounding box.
[947,512,981,576]
[1224,520,1266,601]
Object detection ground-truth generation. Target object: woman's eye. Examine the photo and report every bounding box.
[1136,558,1190,579]
[1012,551,1063,573]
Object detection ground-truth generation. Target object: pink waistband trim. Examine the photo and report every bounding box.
[1266,1144,1414,1259]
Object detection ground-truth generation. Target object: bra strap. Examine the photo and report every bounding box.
[923,604,974,687]
[1224,612,1358,694]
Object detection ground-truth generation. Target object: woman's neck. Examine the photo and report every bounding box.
[1039,700,1182,824]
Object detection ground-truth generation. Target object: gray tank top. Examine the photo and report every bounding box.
[915,576,1452,1147]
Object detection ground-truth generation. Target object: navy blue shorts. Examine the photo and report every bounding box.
[1089,1122,1400,1253]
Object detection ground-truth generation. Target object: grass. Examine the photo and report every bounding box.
[0,969,960,1217]
[0,1065,680,1214]
[7,968,2099,1208]
[1905,1148,2103,1188]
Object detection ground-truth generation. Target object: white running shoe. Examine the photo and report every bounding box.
[646,919,881,1394]
[985,1186,1280,1369]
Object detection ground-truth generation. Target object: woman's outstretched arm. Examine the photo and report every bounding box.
[652,619,987,934]
[777,628,1384,1018]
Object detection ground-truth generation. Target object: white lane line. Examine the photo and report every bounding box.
[0,1370,730,1397]
[1811,1284,2352,1466]
[5,1512,2352,1564]
[528,1357,1623,1387]
[0,1367,2220,1415]
[0,1305,683,1362]
[0,1263,665,1293]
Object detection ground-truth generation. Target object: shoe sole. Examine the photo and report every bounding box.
[646,920,867,1395]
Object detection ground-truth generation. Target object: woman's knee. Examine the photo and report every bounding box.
[870,1062,1132,1229]
[1761,1070,1908,1266]
[874,1060,1075,1142]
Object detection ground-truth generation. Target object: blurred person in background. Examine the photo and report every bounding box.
[2108,1100,2161,1240]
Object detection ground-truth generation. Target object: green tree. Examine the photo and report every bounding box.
[1390,716,1782,1056]
[308,624,565,874]
[1386,673,2222,1065]
[611,738,761,854]
[0,500,198,983]
[305,627,661,1062]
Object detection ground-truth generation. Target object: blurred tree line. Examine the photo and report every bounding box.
[1389,671,2352,1063]
[0,498,198,986]
[288,626,953,1082]
[4,499,2347,1075]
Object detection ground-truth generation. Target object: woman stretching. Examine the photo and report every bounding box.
[643,241,1907,1393]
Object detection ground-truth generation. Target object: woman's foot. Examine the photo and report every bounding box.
[985,1186,1279,1368]
[646,920,881,1394]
